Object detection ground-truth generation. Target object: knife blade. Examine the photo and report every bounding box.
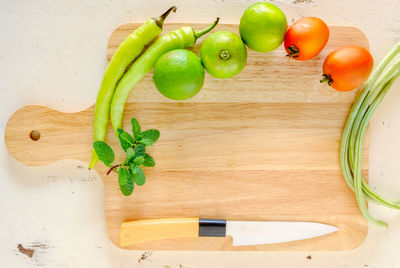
[119,218,338,247]
[226,220,338,246]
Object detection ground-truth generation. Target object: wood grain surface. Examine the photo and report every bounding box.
[5,24,370,250]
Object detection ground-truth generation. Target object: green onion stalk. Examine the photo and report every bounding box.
[340,42,400,227]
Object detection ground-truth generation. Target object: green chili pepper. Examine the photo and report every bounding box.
[89,6,177,169]
[109,18,220,133]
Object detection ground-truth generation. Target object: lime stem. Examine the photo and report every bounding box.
[194,17,220,40]
[219,50,230,60]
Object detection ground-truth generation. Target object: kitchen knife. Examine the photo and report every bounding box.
[119,218,338,247]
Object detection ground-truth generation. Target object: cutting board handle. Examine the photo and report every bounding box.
[5,105,93,167]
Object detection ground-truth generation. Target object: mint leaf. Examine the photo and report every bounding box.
[139,129,160,146]
[125,147,135,164]
[93,141,114,166]
[131,118,141,140]
[134,143,146,156]
[132,166,146,186]
[117,129,134,152]
[133,156,144,166]
[143,153,155,167]
[118,167,134,196]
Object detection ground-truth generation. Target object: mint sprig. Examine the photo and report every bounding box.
[93,118,160,196]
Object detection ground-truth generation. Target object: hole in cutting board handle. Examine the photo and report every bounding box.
[29,130,40,141]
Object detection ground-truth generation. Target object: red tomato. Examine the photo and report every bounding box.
[322,46,374,92]
[284,17,329,61]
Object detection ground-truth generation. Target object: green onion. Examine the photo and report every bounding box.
[340,42,400,227]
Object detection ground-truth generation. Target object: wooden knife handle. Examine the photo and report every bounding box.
[120,218,200,247]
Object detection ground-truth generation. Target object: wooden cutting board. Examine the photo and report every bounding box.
[5,23,370,250]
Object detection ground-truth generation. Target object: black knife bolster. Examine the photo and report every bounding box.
[198,218,226,237]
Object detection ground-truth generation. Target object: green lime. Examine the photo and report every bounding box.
[200,31,247,79]
[153,49,205,101]
[239,2,287,52]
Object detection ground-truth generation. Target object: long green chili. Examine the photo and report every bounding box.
[89,6,177,169]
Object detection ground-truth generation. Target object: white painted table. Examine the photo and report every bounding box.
[1,0,400,267]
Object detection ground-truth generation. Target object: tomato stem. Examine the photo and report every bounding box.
[286,45,300,58]
[320,74,333,86]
